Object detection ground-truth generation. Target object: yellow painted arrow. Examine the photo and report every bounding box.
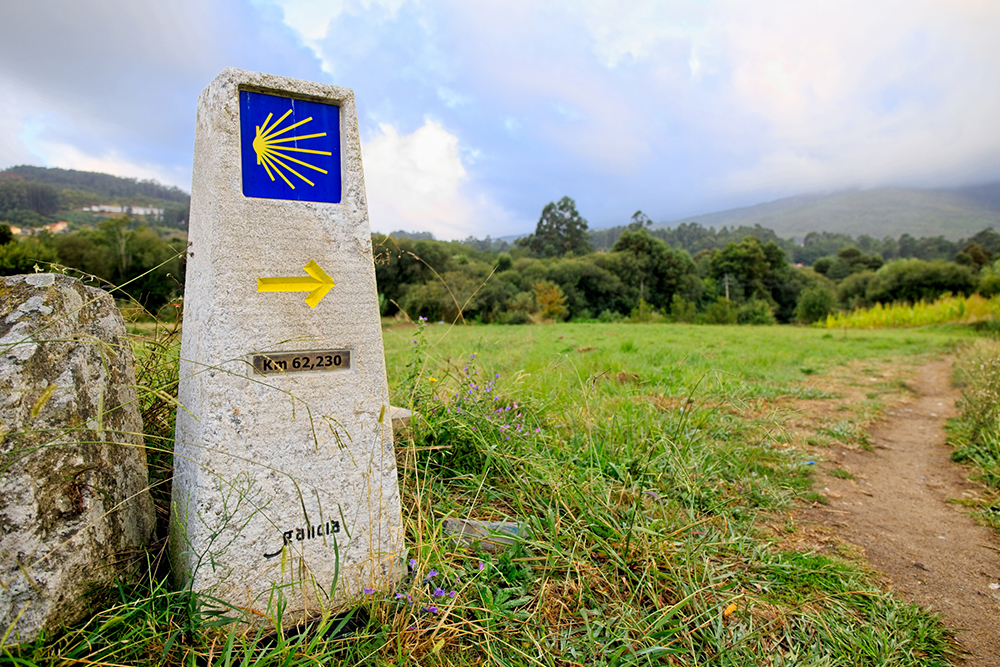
[257,260,335,309]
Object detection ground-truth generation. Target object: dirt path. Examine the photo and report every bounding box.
[803,358,1000,666]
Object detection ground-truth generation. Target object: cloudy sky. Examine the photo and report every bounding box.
[2,1,1000,239]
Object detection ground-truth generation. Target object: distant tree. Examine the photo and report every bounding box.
[0,237,59,274]
[816,247,884,282]
[795,286,837,324]
[702,298,738,324]
[627,210,652,231]
[545,257,629,318]
[897,234,955,261]
[669,294,697,323]
[837,271,876,310]
[709,237,770,300]
[609,228,696,310]
[389,229,435,240]
[533,281,568,320]
[0,179,60,215]
[977,260,1000,298]
[372,235,453,315]
[965,228,1000,257]
[461,235,510,252]
[516,197,592,257]
[955,242,990,271]
[737,299,776,325]
[865,259,976,305]
[495,253,513,272]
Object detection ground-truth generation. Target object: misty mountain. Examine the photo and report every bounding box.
[655,183,1000,241]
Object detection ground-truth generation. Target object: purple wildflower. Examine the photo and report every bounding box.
[363,588,375,595]
[433,587,446,596]
[423,606,438,614]
[409,558,417,568]
[448,590,456,598]
[395,592,406,599]
[478,561,485,571]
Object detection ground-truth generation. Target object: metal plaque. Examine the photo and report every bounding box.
[252,349,351,375]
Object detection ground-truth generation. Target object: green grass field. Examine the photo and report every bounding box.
[15,322,979,666]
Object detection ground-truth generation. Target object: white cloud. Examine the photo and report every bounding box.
[576,0,702,68]
[362,120,517,239]
[0,73,190,189]
[709,0,1000,192]
[272,0,411,73]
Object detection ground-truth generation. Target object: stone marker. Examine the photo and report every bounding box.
[171,68,403,618]
[0,274,155,644]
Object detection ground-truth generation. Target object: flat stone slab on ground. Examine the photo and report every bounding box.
[441,519,526,552]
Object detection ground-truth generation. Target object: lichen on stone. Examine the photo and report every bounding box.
[0,274,155,644]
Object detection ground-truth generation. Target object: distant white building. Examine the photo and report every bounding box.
[82,205,163,218]
[83,205,126,214]
[130,206,164,217]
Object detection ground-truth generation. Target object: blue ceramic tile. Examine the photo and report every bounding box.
[240,90,341,203]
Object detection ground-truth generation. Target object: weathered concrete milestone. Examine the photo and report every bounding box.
[171,68,402,616]
[0,274,154,643]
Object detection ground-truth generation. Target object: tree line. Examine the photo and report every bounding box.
[378,197,1000,325]
[0,218,185,314]
[1,193,997,326]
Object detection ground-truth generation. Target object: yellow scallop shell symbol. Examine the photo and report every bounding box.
[251,109,333,189]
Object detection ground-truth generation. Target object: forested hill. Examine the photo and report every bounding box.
[1,165,189,204]
[652,183,1000,241]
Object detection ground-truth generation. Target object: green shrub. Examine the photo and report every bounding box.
[598,309,625,323]
[837,270,875,309]
[0,237,60,274]
[978,260,1000,298]
[865,259,976,305]
[795,286,837,324]
[669,294,697,322]
[497,310,532,325]
[737,299,776,325]
[702,297,738,324]
[951,339,1000,493]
